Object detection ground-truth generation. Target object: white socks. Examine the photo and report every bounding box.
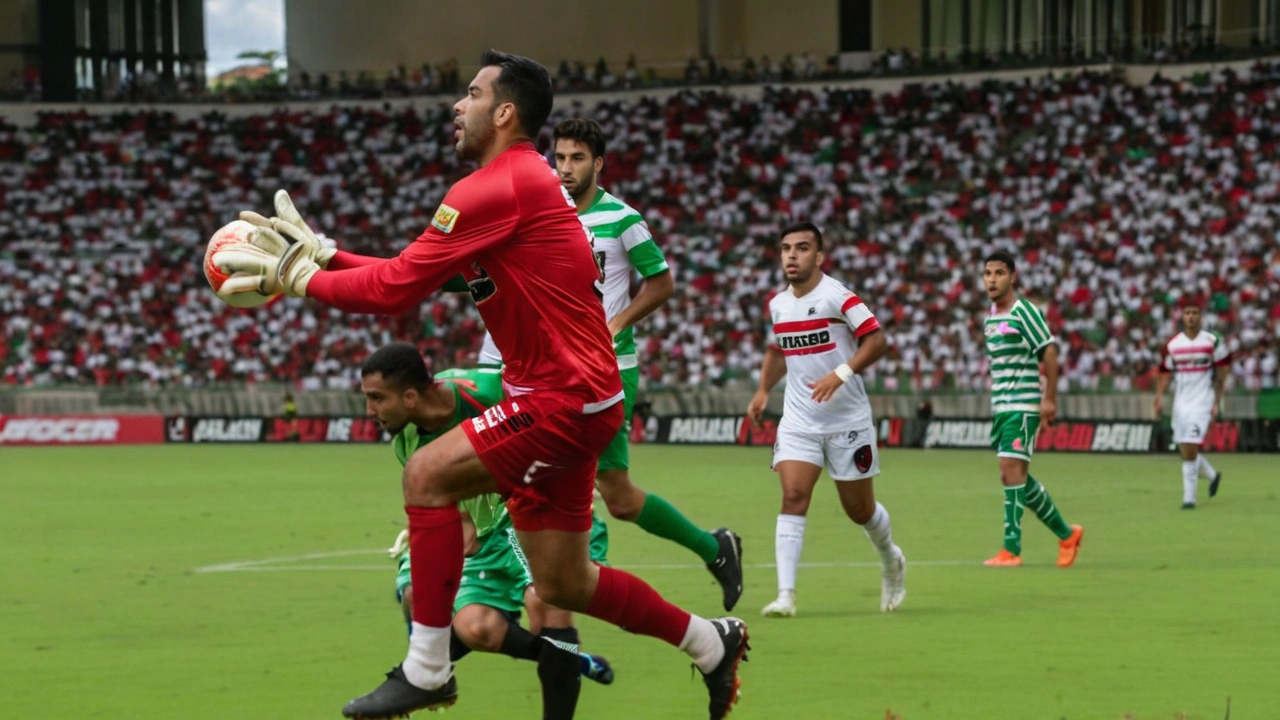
[1182,461,1198,505]
[861,502,897,562]
[679,615,725,673]
[1196,453,1218,480]
[775,514,806,594]
[403,622,452,689]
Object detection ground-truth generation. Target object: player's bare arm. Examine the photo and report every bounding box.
[809,328,887,403]
[606,269,674,338]
[1153,369,1171,418]
[749,346,787,427]
[1213,363,1228,419]
[1040,343,1060,425]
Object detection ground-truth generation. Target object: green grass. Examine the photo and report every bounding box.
[2,445,1278,719]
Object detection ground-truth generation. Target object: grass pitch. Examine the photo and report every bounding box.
[2,444,1277,719]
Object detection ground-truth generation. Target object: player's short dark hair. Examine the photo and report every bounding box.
[480,49,553,138]
[361,343,433,391]
[553,117,606,159]
[779,221,824,250]
[984,251,1017,273]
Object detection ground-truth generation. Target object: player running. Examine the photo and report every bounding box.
[1154,302,1230,508]
[216,51,747,720]
[979,251,1085,568]
[361,343,612,720]
[746,222,906,617]
[542,117,742,609]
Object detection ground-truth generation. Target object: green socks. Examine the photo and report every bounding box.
[635,493,720,563]
[1024,475,1073,540]
[1002,485,1026,555]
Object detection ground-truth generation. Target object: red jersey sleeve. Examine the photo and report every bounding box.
[325,250,383,270]
[306,173,518,314]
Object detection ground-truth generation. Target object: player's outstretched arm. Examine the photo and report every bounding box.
[749,346,786,426]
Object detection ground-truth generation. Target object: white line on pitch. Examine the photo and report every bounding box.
[192,550,974,574]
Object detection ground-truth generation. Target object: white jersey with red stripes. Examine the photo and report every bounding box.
[768,273,882,434]
[1160,330,1230,412]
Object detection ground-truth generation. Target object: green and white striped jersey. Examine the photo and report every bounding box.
[581,188,669,369]
[984,297,1056,414]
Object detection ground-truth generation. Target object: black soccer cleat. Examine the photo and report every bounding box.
[342,665,458,719]
[699,617,750,720]
[706,527,744,612]
[1209,471,1222,498]
[581,653,615,685]
[1181,502,1196,510]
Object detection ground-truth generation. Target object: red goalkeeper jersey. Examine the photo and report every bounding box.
[307,142,622,409]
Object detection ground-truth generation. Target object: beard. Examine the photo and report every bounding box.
[566,170,597,201]
[456,112,497,161]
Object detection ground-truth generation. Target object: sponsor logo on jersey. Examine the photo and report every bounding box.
[776,330,832,350]
[471,401,536,436]
[431,203,461,233]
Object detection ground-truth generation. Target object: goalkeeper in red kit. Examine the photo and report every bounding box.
[214,50,747,720]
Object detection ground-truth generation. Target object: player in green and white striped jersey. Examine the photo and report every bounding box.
[552,118,744,611]
[980,251,1084,568]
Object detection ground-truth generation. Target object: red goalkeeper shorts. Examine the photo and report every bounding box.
[464,391,624,533]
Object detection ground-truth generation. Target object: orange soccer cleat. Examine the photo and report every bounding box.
[983,549,1023,567]
[1057,525,1085,568]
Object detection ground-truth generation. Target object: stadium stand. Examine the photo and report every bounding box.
[2,63,1278,391]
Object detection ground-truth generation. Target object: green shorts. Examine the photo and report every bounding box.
[990,411,1040,462]
[394,513,611,613]
[597,366,639,473]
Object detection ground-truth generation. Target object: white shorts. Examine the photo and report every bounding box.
[1172,404,1213,445]
[772,424,880,481]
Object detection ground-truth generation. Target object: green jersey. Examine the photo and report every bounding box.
[984,297,1056,414]
[391,367,509,538]
[581,188,669,369]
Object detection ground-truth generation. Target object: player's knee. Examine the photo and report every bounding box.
[597,472,643,521]
[780,490,811,515]
[452,607,504,652]
[843,499,874,525]
[401,466,453,507]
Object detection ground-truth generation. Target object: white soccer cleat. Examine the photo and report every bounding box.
[880,547,906,613]
[761,590,797,618]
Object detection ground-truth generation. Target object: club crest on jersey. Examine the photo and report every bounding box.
[432,204,461,233]
[807,307,817,316]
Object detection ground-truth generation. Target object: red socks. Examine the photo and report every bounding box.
[406,505,463,628]
[585,565,691,647]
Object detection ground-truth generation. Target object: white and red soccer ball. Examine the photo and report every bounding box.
[203,220,282,308]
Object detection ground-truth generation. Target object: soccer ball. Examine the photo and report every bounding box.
[204,220,282,308]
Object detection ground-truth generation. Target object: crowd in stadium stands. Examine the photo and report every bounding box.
[3,61,1280,392]
[4,35,1261,104]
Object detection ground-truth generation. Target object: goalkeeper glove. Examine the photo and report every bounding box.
[212,225,318,297]
[387,529,410,560]
[234,211,291,257]
[271,225,323,297]
[268,189,337,268]
[211,240,285,297]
